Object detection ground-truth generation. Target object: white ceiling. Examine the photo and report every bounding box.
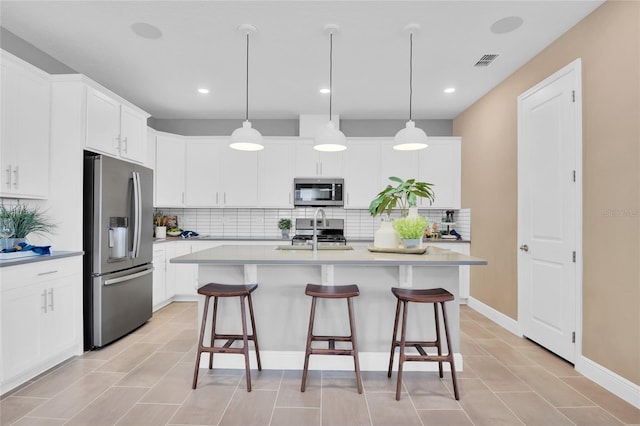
[1,1,604,120]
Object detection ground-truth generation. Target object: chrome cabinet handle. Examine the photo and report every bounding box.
[12,166,19,188]
[519,244,529,252]
[42,290,48,313]
[216,192,219,205]
[115,135,121,151]
[122,136,128,153]
[48,288,54,311]
[38,270,59,276]
[5,165,11,188]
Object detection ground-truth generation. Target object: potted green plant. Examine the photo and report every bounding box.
[278,218,292,239]
[393,215,429,248]
[0,204,56,247]
[368,176,435,218]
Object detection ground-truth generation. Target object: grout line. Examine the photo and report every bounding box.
[267,370,285,425]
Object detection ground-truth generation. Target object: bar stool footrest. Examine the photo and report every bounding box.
[405,355,452,362]
[310,348,356,356]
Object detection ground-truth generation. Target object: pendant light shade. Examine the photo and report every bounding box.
[315,24,346,152]
[230,24,263,151]
[394,24,428,151]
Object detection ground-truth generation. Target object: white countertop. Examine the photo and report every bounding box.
[170,244,486,266]
[0,250,84,268]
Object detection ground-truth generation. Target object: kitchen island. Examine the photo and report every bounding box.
[171,244,487,372]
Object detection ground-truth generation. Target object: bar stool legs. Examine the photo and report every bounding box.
[301,284,363,394]
[192,283,261,391]
[387,287,459,401]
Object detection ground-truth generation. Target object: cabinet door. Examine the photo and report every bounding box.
[419,137,461,208]
[318,151,344,177]
[42,273,81,357]
[185,140,222,207]
[258,140,294,207]
[220,144,258,207]
[343,140,380,208]
[152,245,167,308]
[0,54,50,199]
[155,134,186,207]
[166,243,196,297]
[86,87,120,156]
[379,140,420,186]
[1,284,42,381]
[294,140,319,177]
[119,104,147,163]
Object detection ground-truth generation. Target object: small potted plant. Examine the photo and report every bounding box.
[0,204,56,249]
[278,218,292,239]
[393,215,429,248]
[154,211,167,239]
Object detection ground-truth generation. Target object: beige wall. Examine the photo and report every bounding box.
[454,0,639,385]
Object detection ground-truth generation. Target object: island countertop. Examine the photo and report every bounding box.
[170,244,487,266]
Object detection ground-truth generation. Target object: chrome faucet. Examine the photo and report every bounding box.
[312,208,327,252]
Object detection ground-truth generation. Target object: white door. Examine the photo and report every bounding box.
[185,140,221,207]
[86,88,120,156]
[343,140,380,208]
[517,59,581,363]
[258,140,294,207]
[155,134,186,207]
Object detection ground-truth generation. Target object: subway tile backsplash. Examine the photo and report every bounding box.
[157,207,472,241]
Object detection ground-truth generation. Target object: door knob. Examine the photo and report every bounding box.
[519,244,529,252]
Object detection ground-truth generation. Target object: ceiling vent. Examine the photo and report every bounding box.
[474,54,499,67]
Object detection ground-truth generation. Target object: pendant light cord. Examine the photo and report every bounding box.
[245,32,249,122]
[329,32,333,121]
[409,32,413,121]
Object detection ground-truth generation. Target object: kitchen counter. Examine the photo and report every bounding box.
[172,244,486,372]
[155,236,470,244]
[0,250,84,267]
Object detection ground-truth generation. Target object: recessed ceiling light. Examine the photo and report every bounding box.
[131,22,162,39]
[490,16,523,34]
[444,87,456,94]
[319,88,330,94]
[198,88,210,94]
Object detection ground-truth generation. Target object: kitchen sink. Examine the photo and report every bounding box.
[276,245,354,251]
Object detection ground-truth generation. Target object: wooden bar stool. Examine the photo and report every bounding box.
[192,283,262,391]
[387,287,459,401]
[301,284,363,394]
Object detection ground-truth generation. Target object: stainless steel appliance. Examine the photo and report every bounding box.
[293,178,344,207]
[83,152,154,349]
[291,218,348,246]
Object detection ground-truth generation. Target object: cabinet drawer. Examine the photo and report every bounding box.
[1,257,80,292]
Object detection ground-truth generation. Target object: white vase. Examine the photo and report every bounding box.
[374,221,400,248]
[402,238,422,249]
[155,226,166,239]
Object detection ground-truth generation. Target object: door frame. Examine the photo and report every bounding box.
[517,58,583,362]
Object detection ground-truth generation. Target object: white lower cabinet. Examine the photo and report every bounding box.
[428,242,470,302]
[0,256,83,394]
[152,245,168,310]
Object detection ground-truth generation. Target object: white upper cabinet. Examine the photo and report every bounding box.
[185,140,221,207]
[155,134,186,207]
[86,86,148,164]
[220,144,258,207]
[419,137,461,209]
[379,140,421,186]
[258,140,294,207]
[0,51,51,199]
[343,140,380,209]
[294,139,343,177]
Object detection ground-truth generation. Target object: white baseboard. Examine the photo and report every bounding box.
[469,297,639,409]
[198,350,463,372]
[467,296,521,336]
[575,355,640,409]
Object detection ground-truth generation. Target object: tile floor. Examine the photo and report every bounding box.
[2,302,639,425]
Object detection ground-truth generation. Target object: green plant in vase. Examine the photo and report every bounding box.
[368,176,435,218]
[393,215,429,248]
[278,218,292,239]
[0,204,56,246]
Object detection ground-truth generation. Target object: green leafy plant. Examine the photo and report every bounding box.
[369,176,435,218]
[278,218,292,230]
[0,204,57,239]
[393,215,429,239]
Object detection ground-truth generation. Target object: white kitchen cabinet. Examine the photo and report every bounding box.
[146,127,156,170]
[258,140,294,207]
[1,256,83,394]
[294,139,343,177]
[185,140,221,207]
[419,137,461,209]
[0,51,50,199]
[152,245,168,311]
[379,140,421,187]
[165,242,197,299]
[343,140,381,209]
[155,133,186,207]
[429,242,470,302]
[220,144,258,207]
[85,87,148,164]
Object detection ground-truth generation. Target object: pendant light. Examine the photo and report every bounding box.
[230,24,264,151]
[394,24,428,151]
[314,24,346,152]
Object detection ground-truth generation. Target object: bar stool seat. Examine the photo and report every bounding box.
[388,287,459,401]
[192,283,262,391]
[301,284,363,393]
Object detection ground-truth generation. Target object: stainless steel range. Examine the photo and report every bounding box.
[291,218,347,246]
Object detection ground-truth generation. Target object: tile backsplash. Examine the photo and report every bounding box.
[156,207,471,241]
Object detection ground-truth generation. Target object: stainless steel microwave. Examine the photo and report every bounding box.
[293,178,344,207]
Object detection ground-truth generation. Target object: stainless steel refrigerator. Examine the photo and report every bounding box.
[83,152,154,349]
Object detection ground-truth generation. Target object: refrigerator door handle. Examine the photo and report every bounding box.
[131,171,141,259]
[103,268,153,286]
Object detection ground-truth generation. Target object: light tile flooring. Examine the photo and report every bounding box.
[2,302,639,425]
